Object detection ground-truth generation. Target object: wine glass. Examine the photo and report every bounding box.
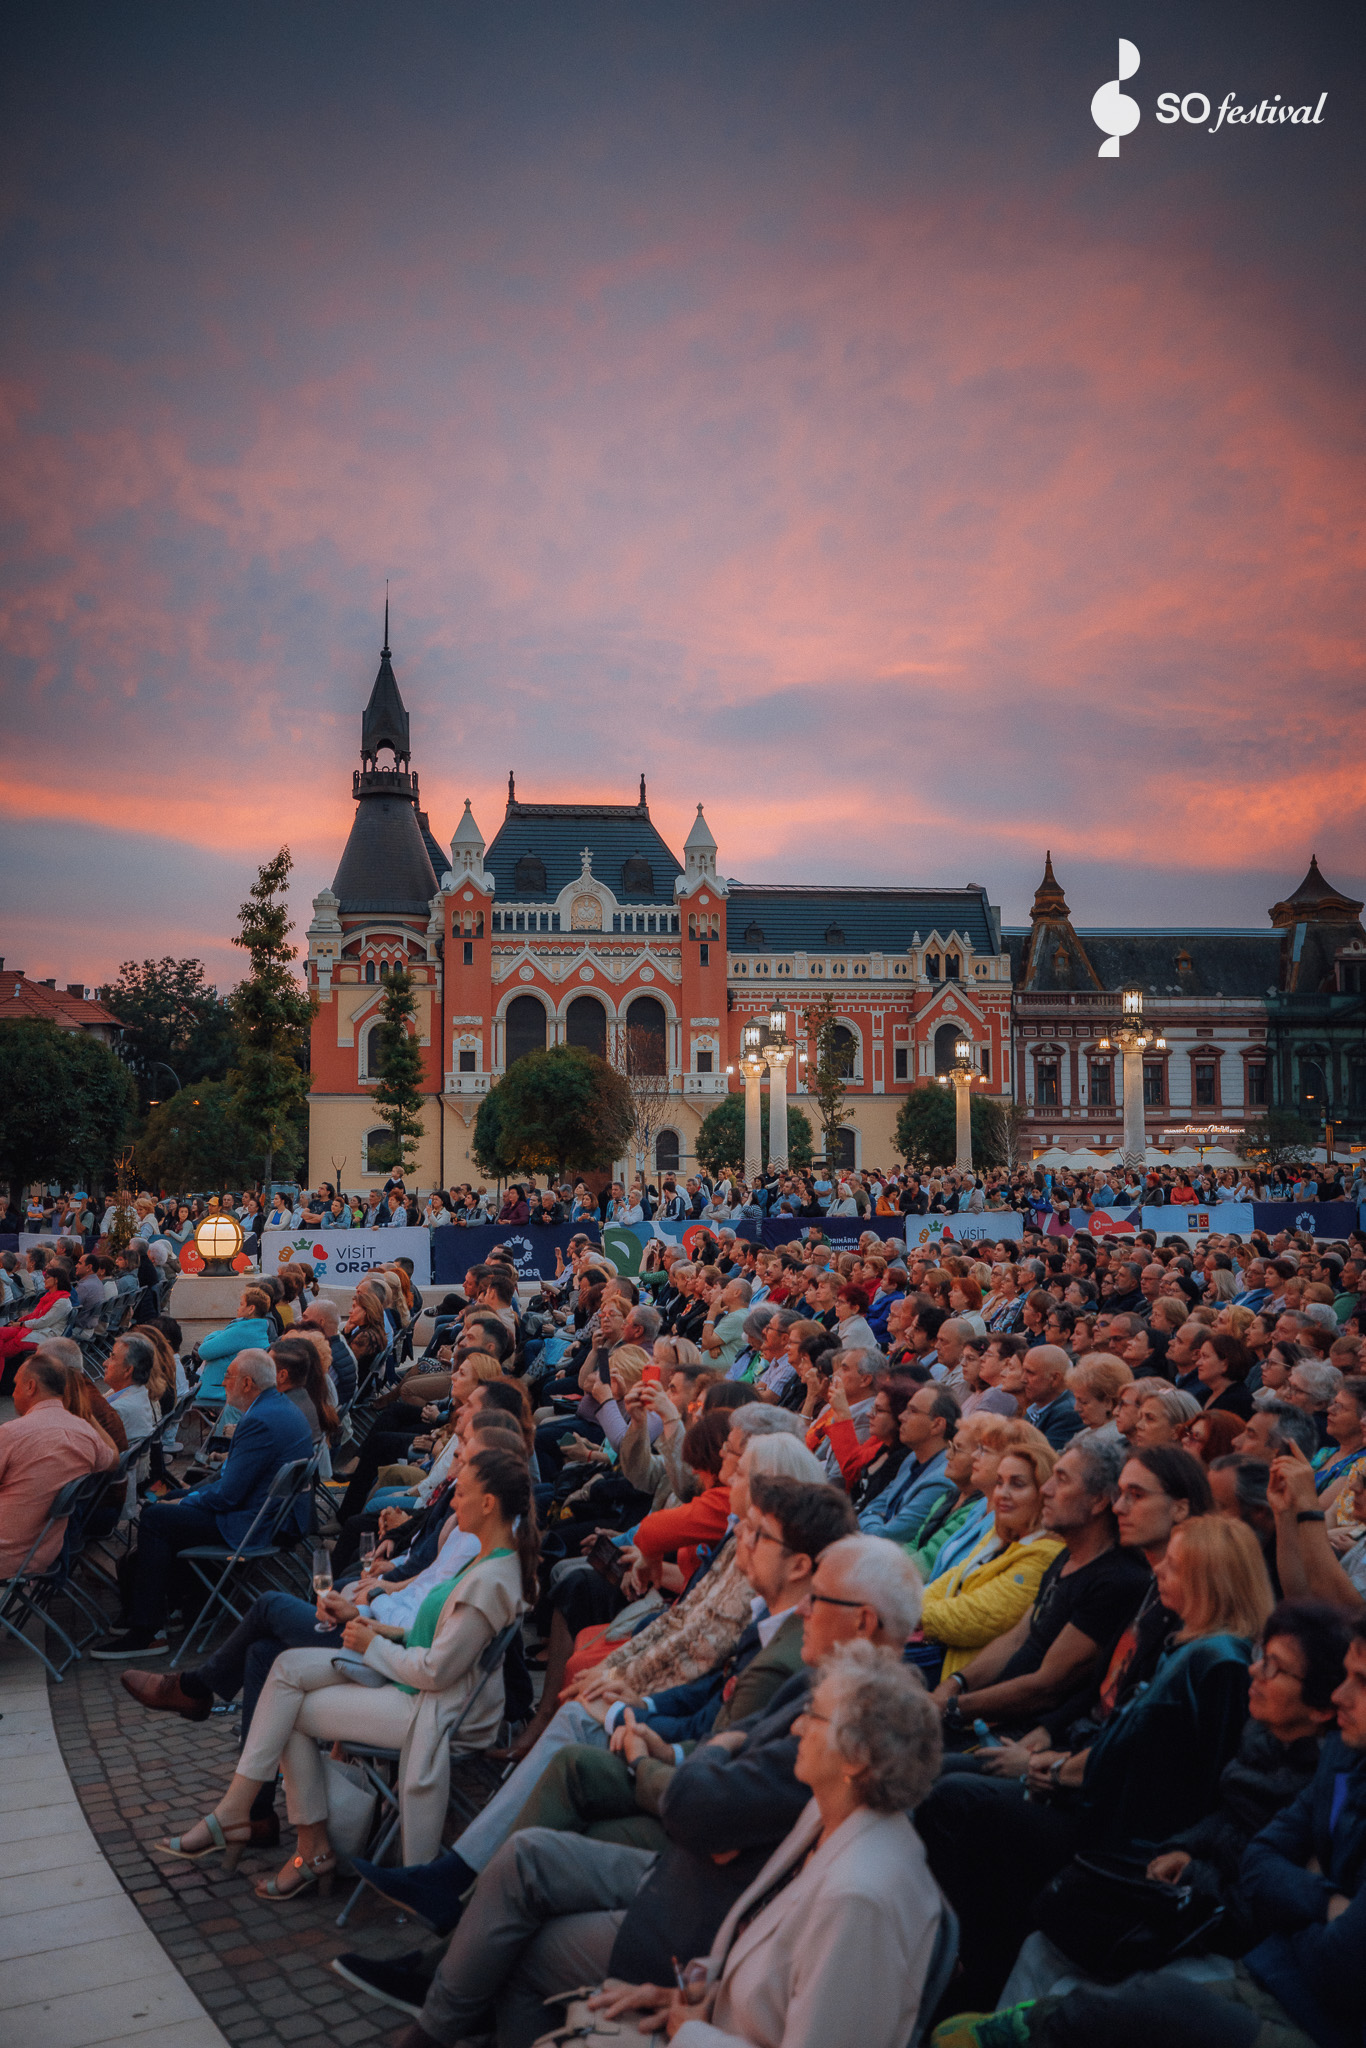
[312,1545,334,1633]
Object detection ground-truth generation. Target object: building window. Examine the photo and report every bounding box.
[1194,1060,1218,1107]
[894,1047,909,1081]
[696,1049,713,1074]
[655,1130,680,1173]
[1143,1063,1165,1107]
[925,953,941,982]
[566,994,607,1059]
[1247,1062,1267,1106]
[359,1021,382,1079]
[363,1126,401,1174]
[458,1049,476,1073]
[945,954,960,980]
[1350,1060,1366,1112]
[979,1045,991,1079]
[1339,961,1365,995]
[1036,1059,1059,1107]
[1299,1057,1329,1110]
[700,942,710,966]
[625,995,667,1075]
[462,941,473,966]
[934,1023,962,1076]
[1089,1058,1113,1106]
[829,1128,856,1170]
[505,994,547,1067]
[365,961,376,983]
[832,1025,857,1078]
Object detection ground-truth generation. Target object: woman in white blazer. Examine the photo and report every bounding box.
[154,1445,532,1899]
[587,1638,944,2048]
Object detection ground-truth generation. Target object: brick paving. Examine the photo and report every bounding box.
[47,1645,451,2047]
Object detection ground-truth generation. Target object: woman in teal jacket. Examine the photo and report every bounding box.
[196,1286,273,1405]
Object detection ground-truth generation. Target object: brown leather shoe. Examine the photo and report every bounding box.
[119,1669,211,1722]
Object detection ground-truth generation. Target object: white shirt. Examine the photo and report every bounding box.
[364,1523,482,1630]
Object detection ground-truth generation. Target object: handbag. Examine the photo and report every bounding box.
[320,1757,380,1873]
[1034,1850,1224,1982]
[531,1991,659,2046]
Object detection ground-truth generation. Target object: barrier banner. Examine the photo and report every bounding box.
[1252,1201,1359,1240]
[263,1225,432,1287]
[904,1214,1025,1251]
[1142,1204,1256,1240]
[429,1220,599,1286]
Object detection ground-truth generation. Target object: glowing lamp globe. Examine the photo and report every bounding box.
[955,1038,973,1066]
[194,1211,245,1275]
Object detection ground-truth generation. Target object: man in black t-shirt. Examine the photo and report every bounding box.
[930,1436,1148,1739]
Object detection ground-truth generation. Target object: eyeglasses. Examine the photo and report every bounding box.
[1251,1649,1302,1684]
[746,1526,792,1552]
[800,1589,868,1610]
[795,1706,831,1725]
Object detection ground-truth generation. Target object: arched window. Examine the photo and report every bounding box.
[933,1023,961,1075]
[1299,1055,1329,1110]
[365,960,376,983]
[359,1020,383,1079]
[363,1126,400,1174]
[505,994,547,1068]
[625,995,667,1074]
[566,995,607,1059]
[655,1130,680,1173]
[925,953,941,982]
[832,1025,857,1078]
[830,1128,856,1170]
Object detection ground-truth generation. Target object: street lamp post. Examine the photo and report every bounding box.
[1097,988,1166,1171]
[763,1009,793,1171]
[740,1024,766,1182]
[937,1036,978,1170]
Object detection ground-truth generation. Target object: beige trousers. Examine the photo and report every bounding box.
[236,1646,418,1829]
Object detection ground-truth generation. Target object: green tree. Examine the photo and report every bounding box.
[371,969,428,1176]
[1236,1109,1320,1169]
[893,1085,1011,1170]
[0,1020,136,1195]
[228,848,317,1191]
[695,1095,814,1176]
[473,1046,633,1183]
[801,992,853,1163]
[136,1080,257,1192]
[101,957,235,1112]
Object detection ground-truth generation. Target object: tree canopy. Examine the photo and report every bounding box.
[472,1045,633,1181]
[371,969,427,1175]
[695,1094,813,1176]
[228,848,316,1188]
[893,1084,1011,1169]
[800,992,853,1161]
[1236,1109,1321,1168]
[0,1019,136,1194]
[136,1079,258,1192]
[101,956,235,1112]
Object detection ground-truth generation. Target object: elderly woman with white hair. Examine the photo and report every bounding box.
[585,1640,944,2048]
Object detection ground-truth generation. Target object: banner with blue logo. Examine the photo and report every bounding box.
[429,1220,600,1286]
[262,1225,432,1286]
[1251,1201,1359,1240]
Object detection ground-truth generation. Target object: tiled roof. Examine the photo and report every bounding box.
[1003,929,1280,1000]
[332,793,440,915]
[727,887,998,955]
[484,800,683,904]
[0,973,123,1030]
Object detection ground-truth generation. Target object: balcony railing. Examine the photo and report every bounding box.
[443,1072,491,1096]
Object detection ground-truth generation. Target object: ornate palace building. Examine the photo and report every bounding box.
[304,633,1012,1186]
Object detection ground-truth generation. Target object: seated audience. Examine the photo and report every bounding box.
[0,1350,117,1574]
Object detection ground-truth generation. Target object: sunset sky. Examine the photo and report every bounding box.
[3,0,1363,990]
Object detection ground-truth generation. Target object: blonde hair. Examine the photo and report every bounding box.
[1069,1353,1133,1404]
[608,1344,651,1392]
[997,1429,1057,1495]
[130,1322,177,1403]
[1223,1304,1254,1340]
[960,1410,1015,1454]
[1168,1516,1274,1644]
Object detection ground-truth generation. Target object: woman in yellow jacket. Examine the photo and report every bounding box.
[917,1432,1062,1682]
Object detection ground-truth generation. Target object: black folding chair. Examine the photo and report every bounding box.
[170,1455,317,1665]
[0,1467,113,1681]
[335,1617,523,1927]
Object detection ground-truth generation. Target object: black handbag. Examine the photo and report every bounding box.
[1034,1850,1224,1982]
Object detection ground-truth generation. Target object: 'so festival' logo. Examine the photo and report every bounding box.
[1093,39,1140,157]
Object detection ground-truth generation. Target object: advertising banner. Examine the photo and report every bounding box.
[1138,1202,1360,1243]
[429,1220,600,1286]
[904,1214,1025,1252]
[262,1225,432,1287]
[1252,1201,1359,1241]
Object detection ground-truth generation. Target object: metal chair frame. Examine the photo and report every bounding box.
[169,1453,320,1666]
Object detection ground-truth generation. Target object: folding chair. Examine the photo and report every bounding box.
[0,1467,113,1681]
[334,1617,523,1927]
[170,1456,316,1665]
[909,1895,960,2048]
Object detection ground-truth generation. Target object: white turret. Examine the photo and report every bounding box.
[449,799,486,877]
[682,803,719,890]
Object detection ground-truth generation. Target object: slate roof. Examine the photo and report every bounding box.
[484,800,684,904]
[728,887,999,955]
[1003,929,1281,1001]
[332,793,440,916]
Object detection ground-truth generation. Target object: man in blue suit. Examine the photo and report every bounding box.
[93,1348,313,1659]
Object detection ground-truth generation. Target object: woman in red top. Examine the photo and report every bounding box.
[0,1261,74,1395]
[824,1374,916,1512]
[633,1407,733,1584]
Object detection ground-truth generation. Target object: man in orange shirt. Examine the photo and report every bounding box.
[0,1349,116,1575]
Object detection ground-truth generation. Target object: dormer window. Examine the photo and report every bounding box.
[621,854,654,895]
[744,923,765,946]
[514,852,547,892]
[945,954,960,980]
[824,924,845,946]
[1176,949,1193,974]
[925,953,941,981]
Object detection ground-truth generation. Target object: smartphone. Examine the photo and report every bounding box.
[588,1533,628,1585]
[597,1353,612,1384]
[642,1363,662,1385]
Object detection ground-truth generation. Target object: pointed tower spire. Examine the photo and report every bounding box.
[360,623,410,773]
[382,582,390,659]
[508,769,517,805]
[639,773,647,808]
[1030,850,1069,921]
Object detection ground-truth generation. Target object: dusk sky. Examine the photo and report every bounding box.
[4,0,1363,990]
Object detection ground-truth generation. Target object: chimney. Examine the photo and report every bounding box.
[67,984,86,999]
[43,978,57,990]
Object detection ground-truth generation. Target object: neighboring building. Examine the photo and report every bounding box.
[1264,859,1366,1147]
[0,961,124,1045]
[305,632,1012,1187]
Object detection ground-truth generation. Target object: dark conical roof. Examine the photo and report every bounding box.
[1269,856,1364,929]
[361,609,410,768]
[332,794,439,915]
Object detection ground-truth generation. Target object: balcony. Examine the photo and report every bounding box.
[443,1072,491,1097]
[1015,992,1122,1013]
[683,1073,729,1097]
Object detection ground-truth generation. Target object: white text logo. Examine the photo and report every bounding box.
[1092,39,1141,158]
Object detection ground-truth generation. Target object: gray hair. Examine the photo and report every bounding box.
[731,1403,807,1441]
[743,1304,781,1347]
[1289,1360,1344,1409]
[725,1278,754,1306]
[1250,1397,1320,1460]
[1140,1385,1203,1429]
[118,1333,156,1387]
[630,1303,662,1345]
[816,1639,941,1812]
[820,1534,924,1645]
[1063,1432,1126,1504]
[36,1336,82,1374]
[231,1348,278,1391]
[939,1318,975,1348]
[834,1347,882,1384]
[742,1434,828,1484]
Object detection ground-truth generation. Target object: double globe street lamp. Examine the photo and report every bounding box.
[1097,986,1167,1170]
[740,1009,794,1180]
[936,1036,982,1170]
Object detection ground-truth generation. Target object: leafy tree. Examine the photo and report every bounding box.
[371,969,427,1176]
[136,1080,257,1192]
[101,957,235,1111]
[893,1085,1011,1170]
[695,1094,813,1176]
[623,1023,673,1178]
[473,1046,633,1182]
[801,992,854,1163]
[1236,1109,1320,1169]
[228,848,317,1191]
[0,1020,136,1195]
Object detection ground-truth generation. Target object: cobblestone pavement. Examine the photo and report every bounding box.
[48,1646,461,2047]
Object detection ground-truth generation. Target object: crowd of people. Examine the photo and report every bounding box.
[2,1180,1366,2048]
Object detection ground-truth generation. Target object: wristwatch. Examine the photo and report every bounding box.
[1296,1510,1327,1524]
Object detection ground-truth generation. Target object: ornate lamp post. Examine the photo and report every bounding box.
[937,1036,979,1170]
[1097,987,1166,1171]
[763,1009,793,1171]
[740,1024,767,1182]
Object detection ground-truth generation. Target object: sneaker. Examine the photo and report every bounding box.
[90,1628,170,1660]
[330,1948,434,2017]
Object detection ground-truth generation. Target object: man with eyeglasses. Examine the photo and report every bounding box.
[331,1531,924,2036]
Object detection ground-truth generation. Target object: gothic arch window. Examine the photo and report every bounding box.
[365,961,377,983]
[505,994,547,1068]
[363,1126,401,1175]
[625,995,667,1074]
[566,995,607,1059]
[832,1025,857,1079]
[934,1023,961,1075]
[359,1020,383,1079]
[655,1130,681,1173]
